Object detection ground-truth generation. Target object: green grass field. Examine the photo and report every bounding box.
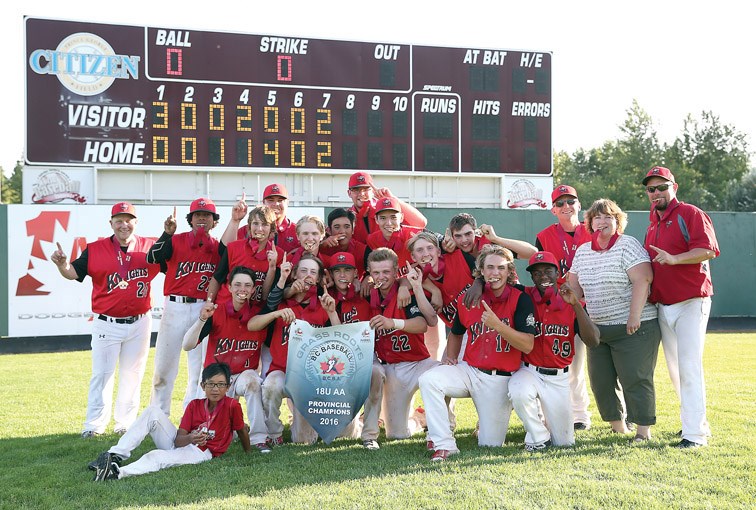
[1,333,754,509]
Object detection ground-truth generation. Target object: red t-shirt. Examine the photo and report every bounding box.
[428,250,476,327]
[330,289,373,324]
[367,226,423,277]
[162,231,219,299]
[320,238,368,276]
[370,284,429,364]
[202,302,264,374]
[215,239,284,304]
[644,199,719,304]
[286,247,332,270]
[76,235,160,316]
[268,299,331,374]
[452,286,534,372]
[179,396,245,457]
[523,286,577,369]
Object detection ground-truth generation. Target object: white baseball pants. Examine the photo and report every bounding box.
[228,370,268,444]
[569,336,592,426]
[110,405,211,478]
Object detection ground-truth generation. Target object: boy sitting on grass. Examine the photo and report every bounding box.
[92,362,250,481]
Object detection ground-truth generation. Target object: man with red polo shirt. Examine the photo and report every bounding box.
[642,166,720,448]
[51,202,160,437]
[182,266,271,453]
[509,252,599,450]
[347,171,427,244]
[419,244,535,461]
[535,184,594,431]
[148,197,221,414]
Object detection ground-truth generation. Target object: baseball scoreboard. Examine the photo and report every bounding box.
[25,17,551,175]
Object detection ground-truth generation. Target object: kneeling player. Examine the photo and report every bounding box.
[91,362,249,480]
[508,252,599,451]
[183,266,270,453]
[419,245,535,461]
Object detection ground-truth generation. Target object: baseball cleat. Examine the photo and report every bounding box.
[430,449,456,462]
[266,436,284,447]
[255,443,272,454]
[524,439,552,453]
[114,428,127,436]
[93,452,120,481]
[675,439,704,449]
[80,430,100,439]
[573,422,590,431]
[362,439,380,450]
[426,440,435,451]
[88,452,122,471]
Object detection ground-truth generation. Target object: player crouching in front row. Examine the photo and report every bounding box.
[419,245,536,461]
[508,252,600,451]
[92,362,250,481]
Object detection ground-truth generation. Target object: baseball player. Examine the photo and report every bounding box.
[51,202,160,437]
[361,248,439,450]
[284,215,332,269]
[248,254,340,445]
[208,205,283,306]
[347,171,427,244]
[147,198,220,415]
[642,166,720,448]
[92,362,250,481]
[319,208,369,278]
[182,266,271,453]
[418,244,536,461]
[508,251,600,450]
[534,184,594,430]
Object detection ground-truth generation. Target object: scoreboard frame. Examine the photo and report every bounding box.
[24,16,553,179]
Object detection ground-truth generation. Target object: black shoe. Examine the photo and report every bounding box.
[675,438,704,449]
[573,422,589,431]
[677,429,683,437]
[88,452,122,471]
[525,439,552,453]
[93,452,122,481]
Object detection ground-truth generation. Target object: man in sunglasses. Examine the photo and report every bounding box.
[642,166,719,449]
[534,185,593,432]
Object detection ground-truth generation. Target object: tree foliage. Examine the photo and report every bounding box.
[1,161,23,204]
[554,101,753,212]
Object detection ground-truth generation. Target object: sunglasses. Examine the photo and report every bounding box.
[554,199,576,207]
[646,183,672,193]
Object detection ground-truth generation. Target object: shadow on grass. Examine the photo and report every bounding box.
[0,425,686,509]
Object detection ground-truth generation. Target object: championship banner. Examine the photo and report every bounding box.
[285,320,375,444]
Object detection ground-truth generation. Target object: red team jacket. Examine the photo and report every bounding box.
[452,285,535,373]
[179,396,245,457]
[162,231,219,299]
[198,301,264,375]
[369,283,429,364]
[644,198,720,305]
[268,299,332,375]
[76,236,159,317]
[523,286,577,369]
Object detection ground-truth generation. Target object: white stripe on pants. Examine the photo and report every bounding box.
[419,361,513,451]
[509,363,573,446]
[658,297,711,444]
[110,405,211,478]
[84,315,152,433]
[150,298,207,415]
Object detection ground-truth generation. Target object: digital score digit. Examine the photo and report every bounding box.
[25,17,551,174]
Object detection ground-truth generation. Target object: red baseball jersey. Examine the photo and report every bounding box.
[370,284,429,364]
[268,300,332,375]
[522,286,577,369]
[286,247,332,269]
[452,286,534,372]
[162,231,220,299]
[320,238,368,276]
[367,226,423,277]
[216,239,284,304]
[236,216,300,253]
[179,396,245,457]
[202,303,265,375]
[351,201,379,244]
[78,236,159,316]
[644,199,720,304]
[331,289,373,324]
[429,250,476,327]
[536,223,591,276]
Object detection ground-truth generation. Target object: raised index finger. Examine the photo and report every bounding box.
[648,245,661,254]
[173,206,177,218]
[56,241,63,252]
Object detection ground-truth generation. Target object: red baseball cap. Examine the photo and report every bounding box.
[526,251,559,272]
[189,197,217,214]
[348,171,373,189]
[642,166,676,185]
[263,183,288,199]
[330,252,356,269]
[551,185,578,203]
[374,196,401,214]
[111,202,136,218]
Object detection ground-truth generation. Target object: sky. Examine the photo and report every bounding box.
[1,0,753,173]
